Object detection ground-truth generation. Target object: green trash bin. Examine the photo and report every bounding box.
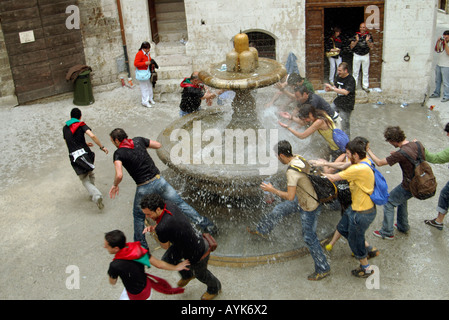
[73,70,95,106]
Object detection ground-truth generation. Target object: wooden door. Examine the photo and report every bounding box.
[148,0,159,44]
[305,7,324,89]
[305,0,384,89]
[0,0,86,104]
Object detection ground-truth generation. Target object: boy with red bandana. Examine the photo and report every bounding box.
[63,108,108,209]
[105,230,189,300]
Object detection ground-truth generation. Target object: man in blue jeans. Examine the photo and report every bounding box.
[324,139,376,278]
[247,140,330,281]
[430,31,449,103]
[367,126,420,240]
[108,128,217,249]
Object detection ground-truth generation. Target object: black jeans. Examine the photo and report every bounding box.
[162,244,221,294]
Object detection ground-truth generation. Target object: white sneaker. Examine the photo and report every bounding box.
[149,98,156,105]
[142,102,152,108]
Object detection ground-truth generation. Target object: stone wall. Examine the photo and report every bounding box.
[0,23,17,107]
[77,0,124,87]
[183,0,306,75]
[381,0,437,102]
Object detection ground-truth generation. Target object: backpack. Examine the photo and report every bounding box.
[332,128,350,153]
[398,142,437,200]
[361,161,390,205]
[288,157,338,204]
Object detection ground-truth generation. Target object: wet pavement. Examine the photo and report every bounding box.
[0,85,448,301]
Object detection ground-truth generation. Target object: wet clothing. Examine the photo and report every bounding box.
[156,201,221,295]
[113,137,160,185]
[386,141,422,191]
[333,74,356,112]
[179,77,205,114]
[316,114,339,152]
[338,158,374,212]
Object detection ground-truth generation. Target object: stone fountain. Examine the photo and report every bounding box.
[156,33,340,267]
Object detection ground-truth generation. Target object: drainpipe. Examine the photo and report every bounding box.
[116,0,130,78]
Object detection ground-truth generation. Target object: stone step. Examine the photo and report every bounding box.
[157,11,186,22]
[155,40,186,55]
[157,20,187,33]
[155,53,192,67]
[154,78,183,94]
[157,65,192,80]
[158,30,187,42]
[155,1,185,14]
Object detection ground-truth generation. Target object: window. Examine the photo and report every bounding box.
[246,32,276,60]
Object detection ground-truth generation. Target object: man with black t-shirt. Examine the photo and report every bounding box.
[325,62,356,138]
[350,22,374,91]
[63,108,108,209]
[141,193,221,300]
[108,128,217,249]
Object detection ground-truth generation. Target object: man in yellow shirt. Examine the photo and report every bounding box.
[324,139,376,278]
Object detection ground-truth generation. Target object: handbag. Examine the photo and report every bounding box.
[326,38,340,57]
[135,68,151,81]
[200,233,217,260]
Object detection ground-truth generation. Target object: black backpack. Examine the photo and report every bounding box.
[288,156,337,204]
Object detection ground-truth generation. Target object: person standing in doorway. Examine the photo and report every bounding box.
[350,22,374,92]
[134,41,156,108]
[325,27,343,86]
[63,107,108,209]
[430,31,449,102]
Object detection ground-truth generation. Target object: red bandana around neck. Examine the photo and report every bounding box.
[155,204,173,224]
[118,138,134,149]
[69,122,86,134]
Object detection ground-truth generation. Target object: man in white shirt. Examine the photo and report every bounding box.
[430,30,449,102]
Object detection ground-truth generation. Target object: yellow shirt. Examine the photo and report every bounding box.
[338,158,374,211]
[317,114,339,151]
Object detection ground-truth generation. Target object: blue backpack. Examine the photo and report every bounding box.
[332,128,350,153]
[361,161,389,205]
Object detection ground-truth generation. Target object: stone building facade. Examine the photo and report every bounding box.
[0,0,446,106]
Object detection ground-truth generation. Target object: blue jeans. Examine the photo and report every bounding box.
[133,176,215,248]
[437,180,449,215]
[337,206,376,260]
[433,65,449,99]
[256,198,330,274]
[379,184,413,236]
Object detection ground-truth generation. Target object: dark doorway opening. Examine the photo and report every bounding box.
[323,7,364,83]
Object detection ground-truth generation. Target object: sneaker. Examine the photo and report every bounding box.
[142,102,152,108]
[442,97,449,103]
[351,265,374,278]
[307,270,330,281]
[177,276,195,288]
[149,98,156,105]
[373,230,394,240]
[246,227,269,239]
[424,218,443,230]
[393,223,408,234]
[430,93,440,98]
[96,197,104,210]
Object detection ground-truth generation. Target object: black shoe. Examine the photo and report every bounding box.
[351,265,374,278]
[424,219,443,230]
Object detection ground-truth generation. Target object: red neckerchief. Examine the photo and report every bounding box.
[356,32,369,38]
[69,122,86,134]
[118,138,134,149]
[155,204,173,224]
[332,36,342,43]
[180,77,203,89]
[113,242,148,261]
